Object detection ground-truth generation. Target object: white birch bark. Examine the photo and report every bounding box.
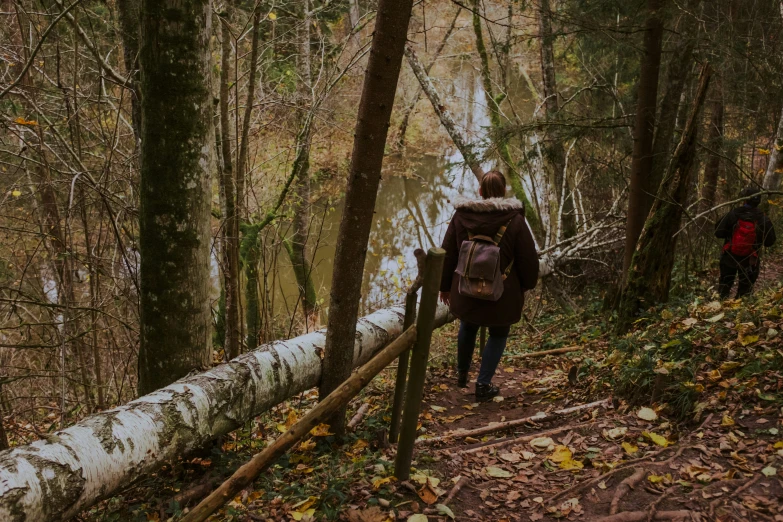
[762,105,783,190]
[0,305,451,521]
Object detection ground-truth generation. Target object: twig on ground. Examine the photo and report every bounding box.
[507,346,581,359]
[442,476,469,505]
[708,472,761,519]
[645,485,674,522]
[348,403,371,431]
[594,510,694,522]
[610,468,646,515]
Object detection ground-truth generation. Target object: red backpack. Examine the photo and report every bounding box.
[724,219,757,257]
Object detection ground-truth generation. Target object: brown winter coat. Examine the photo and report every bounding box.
[440,196,539,327]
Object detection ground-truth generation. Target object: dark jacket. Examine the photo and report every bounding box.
[440,196,539,327]
[715,205,776,256]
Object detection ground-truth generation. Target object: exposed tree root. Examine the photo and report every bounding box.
[645,485,674,522]
[547,445,687,505]
[610,468,647,515]
[594,510,695,522]
[506,346,581,359]
[708,473,762,519]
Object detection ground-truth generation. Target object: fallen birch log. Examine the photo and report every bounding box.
[183,326,419,522]
[0,304,452,522]
[417,398,611,446]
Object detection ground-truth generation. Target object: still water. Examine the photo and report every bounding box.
[272,62,535,321]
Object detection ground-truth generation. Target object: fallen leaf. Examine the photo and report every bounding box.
[604,427,628,440]
[622,442,639,455]
[11,190,21,197]
[548,445,573,463]
[310,423,333,437]
[436,504,455,520]
[485,466,513,478]
[721,415,735,427]
[417,483,439,505]
[643,431,669,447]
[499,452,521,463]
[530,437,554,451]
[407,515,428,522]
[559,458,584,470]
[430,405,446,413]
[372,476,394,489]
[762,466,777,477]
[637,407,658,422]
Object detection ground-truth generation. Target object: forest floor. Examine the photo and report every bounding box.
[86,255,783,522]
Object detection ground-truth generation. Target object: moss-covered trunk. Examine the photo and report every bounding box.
[618,66,712,333]
[138,0,213,395]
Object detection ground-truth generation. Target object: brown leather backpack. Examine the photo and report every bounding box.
[454,220,513,301]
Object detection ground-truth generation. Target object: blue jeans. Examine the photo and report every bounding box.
[457,321,510,385]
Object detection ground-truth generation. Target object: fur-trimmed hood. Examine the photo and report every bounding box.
[452,196,524,213]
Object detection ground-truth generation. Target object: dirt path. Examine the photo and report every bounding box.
[363,346,783,522]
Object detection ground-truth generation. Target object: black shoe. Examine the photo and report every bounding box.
[457,371,469,388]
[475,383,500,402]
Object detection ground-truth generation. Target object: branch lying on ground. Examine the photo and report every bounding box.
[460,421,595,455]
[506,346,580,359]
[418,399,610,446]
[594,511,694,522]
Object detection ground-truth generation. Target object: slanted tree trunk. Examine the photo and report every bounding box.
[395,8,460,149]
[538,0,575,241]
[318,0,415,436]
[117,0,141,141]
[700,79,724,212]
[618,66,711,333]
[762,106,783,191]
[218,13,241,361]
[622,0,665,276]
[404,46,484,181]
[138,0,213,394]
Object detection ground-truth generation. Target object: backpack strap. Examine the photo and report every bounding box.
[492,219,514,245]
[502,260,514,280]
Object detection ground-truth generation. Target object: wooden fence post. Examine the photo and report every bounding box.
[389,291,417,443]
[394,247,445,480]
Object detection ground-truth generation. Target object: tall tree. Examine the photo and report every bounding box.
[318,0,415,436]
[538,0,575,241]
[622,0,666,276]
[138,0,213,394]
[117,0,142,141]
[218,12,241,361]
[618,66,711,333]
[701,80,724,212]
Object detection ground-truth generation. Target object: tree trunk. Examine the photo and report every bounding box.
[292,0,318,326]
[219,13,241,361]
[395,8,460,149]
[648,32,696,215]
[470,0,539,233]
[538,0,575,241]
[116,0,142,142]
[621,0,665,276]
[318,0,415,436]
[700,80,724,212]
[618,66,711,333]
[762,106,783,190]
[0,306,449,521]
[138,0,213,394]
[236,6,261,220]
[404,46,484,181]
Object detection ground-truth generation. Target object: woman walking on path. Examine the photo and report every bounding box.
[439,171,539,401]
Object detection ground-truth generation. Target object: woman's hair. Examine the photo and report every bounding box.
[480,170,506,199]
